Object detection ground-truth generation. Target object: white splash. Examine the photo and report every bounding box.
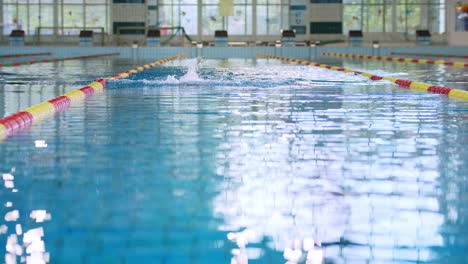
[158,60,205,84]
[179,62,204,82]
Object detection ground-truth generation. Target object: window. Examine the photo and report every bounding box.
[159,0,283,36]
[158,0,198,35]
[1,0,109,36]
[200,0,253,35]
[343,0,445,34]
[257,0,289,35]
[201,5,223,35]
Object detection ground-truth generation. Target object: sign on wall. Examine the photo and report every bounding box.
[290,5,307,34]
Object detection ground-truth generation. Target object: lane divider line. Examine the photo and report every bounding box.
[0,53,188,140]
[390,52,468,59]
[0,53,120,67]
[323,52,468,68]
[0,52,52,58]
[255,53,468,101]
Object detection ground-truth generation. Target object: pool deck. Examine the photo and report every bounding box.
[0,46,467,60]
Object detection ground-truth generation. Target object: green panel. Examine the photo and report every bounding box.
[113,22,145,34]
[290,26,306,35]
[310,22,342,34]
[290,5,307,10]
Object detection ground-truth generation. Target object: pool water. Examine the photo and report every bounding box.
[0,57,467,264]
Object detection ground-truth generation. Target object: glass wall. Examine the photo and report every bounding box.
[1,0,446,36]
[257,0,289,35]
[1,0,109,35]
[343,0,445,34]
[158,0,198,35]
[160,0,287,36]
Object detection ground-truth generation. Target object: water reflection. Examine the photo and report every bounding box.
[2,170,51,264]
[0,58,467,263]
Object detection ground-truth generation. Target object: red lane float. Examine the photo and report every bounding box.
[0,52,52,58]
[390,52,468,59]
[323,52,468,68]
[0,53,188,140]
[255,53,468,101]
[0,53,120,67]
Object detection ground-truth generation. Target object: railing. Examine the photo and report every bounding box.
[115,26,192,46]
[34,27,106,46]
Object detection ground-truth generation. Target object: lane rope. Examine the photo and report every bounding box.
[0,52,52,58]
[255,53,468,101]
[390,52,468,59]
[0,53,120,67]
[323,52,468,68]
[0,53,188,140]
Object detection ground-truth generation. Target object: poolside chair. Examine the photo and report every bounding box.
[79,30,93,46]
[415,30,431,46]
[281,29,296,47]
[147,29,161,47]
[214,30,228,47]
[348,30,363,47]
[10,30,25,46]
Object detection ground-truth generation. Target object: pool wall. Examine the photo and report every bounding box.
[0,46,467,60]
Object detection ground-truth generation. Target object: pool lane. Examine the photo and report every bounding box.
[0,53,188,140]
[0,58,467,264]
[257,53,468,101]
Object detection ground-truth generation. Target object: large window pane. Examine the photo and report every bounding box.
[344,0,445,34]
[86,0,107,3]
[395,4,406,32]
[228,5,252,35]
[63,0,84,3]
[3,5,17,35]
[180,0,197,4]
[202,5,223,35]
[63,5,84,33]
[429,4,445,33]
[158,6,174,28]
[406,5,422,33]
[41,5,55,34]
[384,3,393,32]
[281,5,288,30]
[86,5,106,30]
[257,5,267,35]
[267,5,281,35]
[18,5,29,33]
[30,5,40,34]
[180,5,197,35]
[343,5,362,33]
[363,5,384,32]
[257,4,284,35]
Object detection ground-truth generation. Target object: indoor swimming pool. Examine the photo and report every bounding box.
[0,55,467,263]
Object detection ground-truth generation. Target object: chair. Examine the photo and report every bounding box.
[147,29,161,47]
[348,30,363,47]
[79,30,93,46]
[415,30,431,46]
[10,30,25,46]
[214,30,228,47]
[281,29,296,47]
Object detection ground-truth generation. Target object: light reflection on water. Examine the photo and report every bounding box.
[1,170,51,264]
[0,58,467,263]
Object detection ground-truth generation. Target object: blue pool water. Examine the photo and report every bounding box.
[0,57,467,264]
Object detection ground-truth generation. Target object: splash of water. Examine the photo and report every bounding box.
[162,58,204,84]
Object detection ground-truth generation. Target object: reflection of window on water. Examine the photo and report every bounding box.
[455,2,468,31]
